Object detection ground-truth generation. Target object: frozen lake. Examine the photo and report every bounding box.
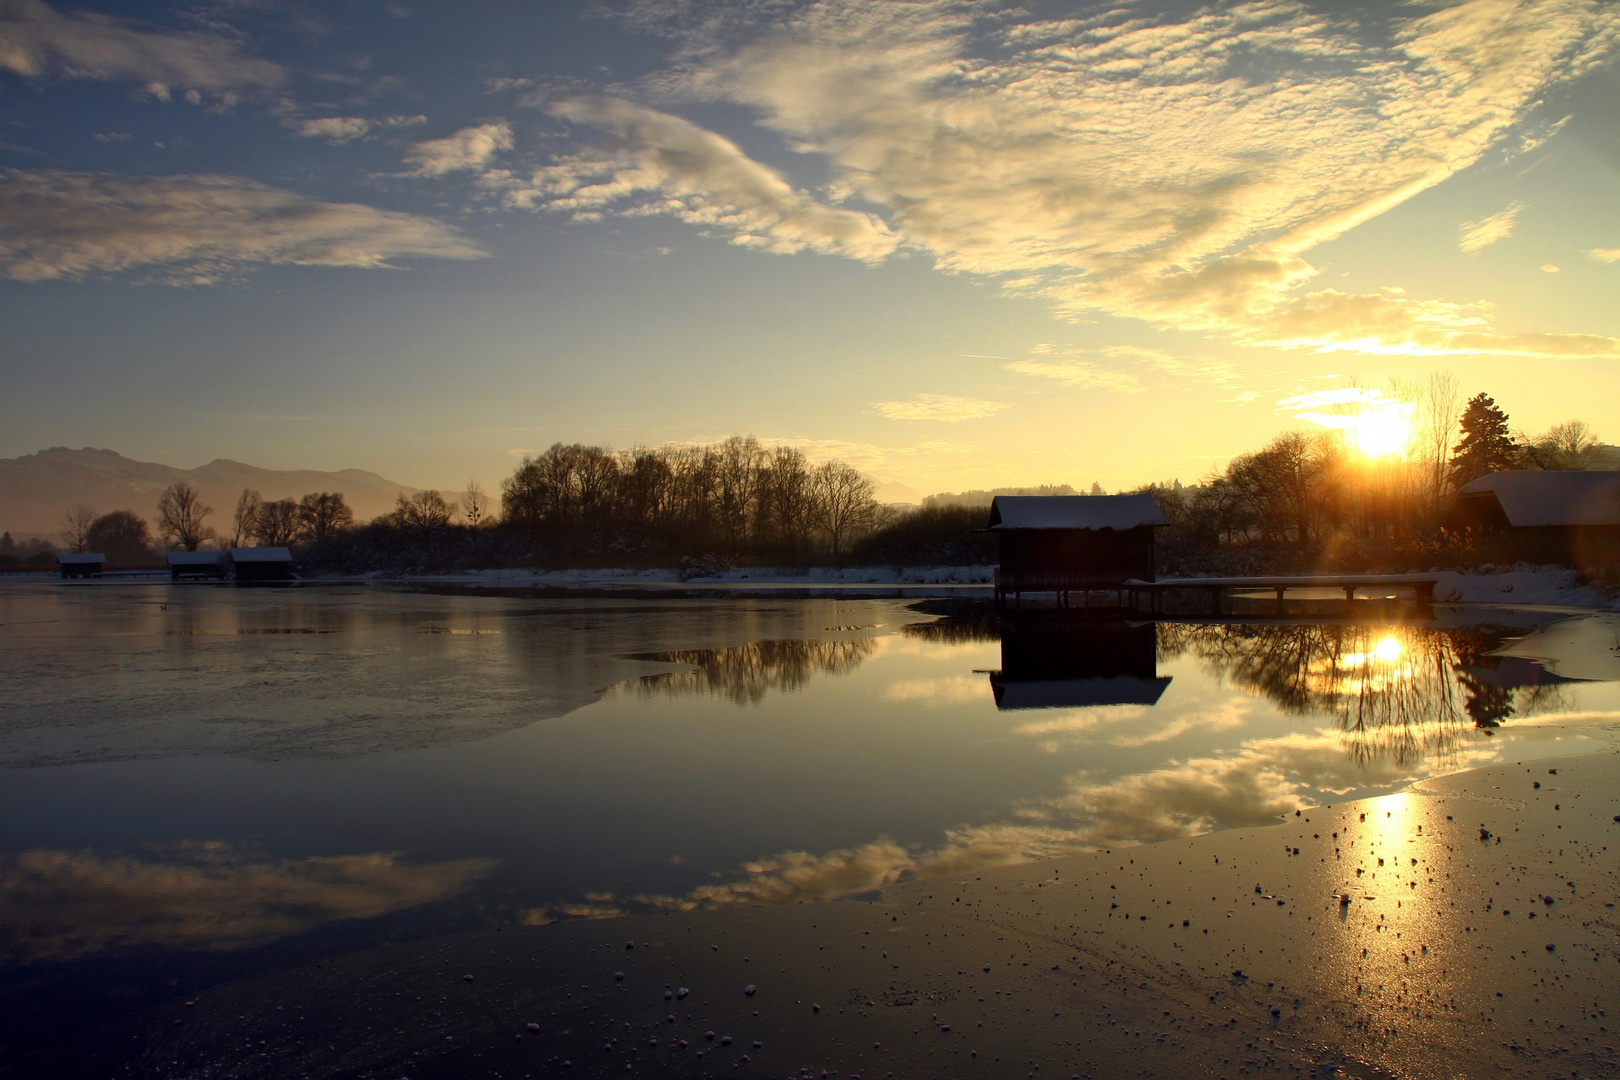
[0,583,1616,1065]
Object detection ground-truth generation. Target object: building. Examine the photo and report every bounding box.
[57,552,104,579]
[1450,471,1620,568]
[167,550,230,581]
[988,494,1169,608]
[230,546,295,583]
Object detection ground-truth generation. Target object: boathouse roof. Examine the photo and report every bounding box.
[987,494,1169,531]
[1456,471,1620,527]
[230,546,294,563]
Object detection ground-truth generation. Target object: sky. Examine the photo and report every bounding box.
[1,0,1617,499]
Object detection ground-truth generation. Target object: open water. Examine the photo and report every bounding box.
[1,583,1617,1065]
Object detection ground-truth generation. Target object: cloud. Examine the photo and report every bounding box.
[286,114,426,143]
[872,393,1009,421]
[0,168,487,283]
[490,91,897,261]
[569,0,1620,358]
[1459,201,1524,253]
[1540,263,1561,273]
[0,0,285,101]
[1002,343,1239,394]
[0,843,490,961]
[403,121,514,176]
[291,116,372,143]
[1588,247,1620,263]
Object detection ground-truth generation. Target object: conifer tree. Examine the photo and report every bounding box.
[1448,393,1518,487]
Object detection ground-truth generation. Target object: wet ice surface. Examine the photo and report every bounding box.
[0,584,1617,1068]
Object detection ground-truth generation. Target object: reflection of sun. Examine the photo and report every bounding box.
[1373,636,1402,662]
[1346,405,1412,459]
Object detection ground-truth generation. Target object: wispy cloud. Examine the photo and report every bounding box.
[287,114,425,144]
[872,393,1009,422]
[403,121,514,176]
[1586,248,1620,264]
[0,168,487,283]
[1003,343,1239,394]
[488,90,898,261]
[0,0,285,102]
[554,0,1619,359]
[1459,202,1525,253]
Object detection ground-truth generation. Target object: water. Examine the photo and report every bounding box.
[1,583,1617,1064]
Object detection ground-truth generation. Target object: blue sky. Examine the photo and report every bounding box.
[2,0,1617,497]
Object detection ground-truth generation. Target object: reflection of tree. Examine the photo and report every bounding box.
[617,638,877,705]
[1158,623,1569,769]
[899,614,999,644]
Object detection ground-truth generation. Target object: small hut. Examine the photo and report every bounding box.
[988,494,1168,608]
[230,547,295,583]
[57,553,105,579]
[168,550,230,581]
[1450,471,1620,568]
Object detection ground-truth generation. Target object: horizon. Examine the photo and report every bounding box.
[2,1,1617,498]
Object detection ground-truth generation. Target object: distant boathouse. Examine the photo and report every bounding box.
[988,494,1168,609]
[1449,470,1620,569]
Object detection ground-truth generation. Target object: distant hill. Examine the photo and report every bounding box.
[922,484,1081,508]
[0,447,419,540]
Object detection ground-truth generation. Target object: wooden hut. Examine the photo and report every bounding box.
[168,550,230,581]
[57,552,104,579]
[230,547,295,583]
[988,494,1168,608]
[1449,471,1620,569]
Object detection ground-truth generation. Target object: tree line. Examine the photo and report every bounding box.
[31,388,1613,573]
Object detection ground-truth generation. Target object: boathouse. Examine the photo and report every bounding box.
[168,550,230,581]
[988,494,1168,608]
[1449,471,1620,568]
[57,552,104,579]
[230,547,295,583]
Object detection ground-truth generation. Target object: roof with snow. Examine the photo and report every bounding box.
[1456,471,1620,527]
[987,494,1169,531]
[230,547,293,563]
[56,553,104,564]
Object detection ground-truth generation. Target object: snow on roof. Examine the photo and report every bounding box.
[987,494,1169,530]
[57,553,104,563]
[230,547,293,562]
[1456,471,1620,527]
[167,551,229,565]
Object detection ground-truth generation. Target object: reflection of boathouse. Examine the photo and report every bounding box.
[988,494,1168,609]
[1450,470,1620,569]
[991,620,1171,709]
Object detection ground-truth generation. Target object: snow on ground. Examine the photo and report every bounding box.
[419,565,997,586]
[1432,564,1618,609]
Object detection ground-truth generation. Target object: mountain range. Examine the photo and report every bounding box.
[0,447,419,540]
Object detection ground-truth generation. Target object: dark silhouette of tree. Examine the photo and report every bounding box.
[155,482,215,551]
[87,511,152,562]
[298,492,353,544]
[253,499,300,546]
[460,481,489,527]
[230,488,262,548]
[1449,393,1517,487]
[394,490,454,530]
[812,460,876,559]
[59,503,96,553]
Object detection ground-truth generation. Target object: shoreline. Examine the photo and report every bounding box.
[10,745,1619,1080]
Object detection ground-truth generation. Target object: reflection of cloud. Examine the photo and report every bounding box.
[1459,202,1524,252]
[0,0,285,101]
[614,637,875,704]
[555,0,1619,358]
[0,169,487,283]
[0,843,491,961]
[404,122,514,177]
[872,394,1010,422]
[1108,699,1249,747]
[881,674,984,706]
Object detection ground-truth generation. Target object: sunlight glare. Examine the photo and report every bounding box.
[1373,636,1402,662]
[1346,406,1412,459]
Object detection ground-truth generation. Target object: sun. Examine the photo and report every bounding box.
[1345,405,1413,459]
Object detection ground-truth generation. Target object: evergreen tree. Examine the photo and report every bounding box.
[1448,393,1518,487]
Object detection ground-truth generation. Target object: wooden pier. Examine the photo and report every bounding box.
[1123,573,1443,617]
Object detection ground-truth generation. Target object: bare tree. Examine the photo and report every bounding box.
[461,480,489,527]
[60,504,97,553]
[811,461,877,559]
[395,490,455,530]
[1418,371,1459,522]
[253,499,301,546]
[87,511,153,563]
[231,488,263,547]
[155,482,215,551]
[1525,420,1599,470]
[297,492,354,545]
